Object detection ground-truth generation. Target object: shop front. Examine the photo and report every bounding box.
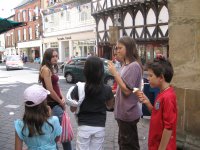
[96,44,113,60]
[96,42,168,63]
[17,40,42,63]
[43,31,96,62]
[72,40,96,57]
[0,47,6,62]
[137,42,168,65]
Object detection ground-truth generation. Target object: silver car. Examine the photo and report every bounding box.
[5,55,24,70]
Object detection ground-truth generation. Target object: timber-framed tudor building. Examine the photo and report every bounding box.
[91,0,168,64]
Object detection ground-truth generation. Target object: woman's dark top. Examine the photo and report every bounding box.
[42,74,61,108]
[71,84,114,127]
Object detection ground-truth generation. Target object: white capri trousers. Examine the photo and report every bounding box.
[76,125,105,150]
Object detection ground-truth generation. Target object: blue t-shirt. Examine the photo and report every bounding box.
[14,116,62,150]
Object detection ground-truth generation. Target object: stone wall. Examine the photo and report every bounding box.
[168,0,200,149]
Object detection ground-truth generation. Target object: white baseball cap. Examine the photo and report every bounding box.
[24,84,50,107]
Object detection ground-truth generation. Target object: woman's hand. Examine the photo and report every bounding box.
[108,61,117,76]
[59,98,66,110]
[108,61,131,96]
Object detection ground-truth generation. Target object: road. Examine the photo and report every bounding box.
[0,63,149,150]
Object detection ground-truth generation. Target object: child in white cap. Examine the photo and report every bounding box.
[14,84,62,150]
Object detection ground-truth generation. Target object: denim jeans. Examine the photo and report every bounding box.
[52,105,72,150]
[76,125,105,150]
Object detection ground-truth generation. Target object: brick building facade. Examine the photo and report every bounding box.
[13,0,42,62]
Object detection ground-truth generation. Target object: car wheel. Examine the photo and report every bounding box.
[104,76,114,86]
[6,67,9,71]
[65,73,74,83]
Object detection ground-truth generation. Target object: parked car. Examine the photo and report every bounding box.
[5,55,24,70]
[63,57,114,86]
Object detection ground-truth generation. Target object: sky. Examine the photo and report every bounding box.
[0,0,23,18]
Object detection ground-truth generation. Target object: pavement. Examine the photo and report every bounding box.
[0,62,150,150]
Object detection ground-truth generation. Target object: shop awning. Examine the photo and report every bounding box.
[0,17,26,34]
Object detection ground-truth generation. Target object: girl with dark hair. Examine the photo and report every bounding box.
[67,56,114,150]
[15,84,62,150]
[38,48,71,150]
[108,36,143,150]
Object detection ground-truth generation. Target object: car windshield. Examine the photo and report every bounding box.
[7,56,21,61]
[70,57,109,68]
